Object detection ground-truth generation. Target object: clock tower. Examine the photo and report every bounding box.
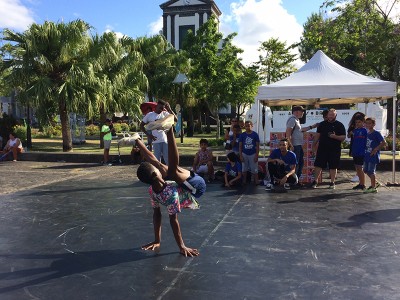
[160,0,222,50]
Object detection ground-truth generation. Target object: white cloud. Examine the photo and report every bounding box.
[148,16,163,35]
[220,0,304,66]
[104,25,124,39]
[0,0,35,31]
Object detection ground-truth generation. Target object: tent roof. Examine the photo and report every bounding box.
[256,50,397,106]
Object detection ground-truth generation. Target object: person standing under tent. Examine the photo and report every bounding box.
[285,106,318,186]
[311,109,346,189]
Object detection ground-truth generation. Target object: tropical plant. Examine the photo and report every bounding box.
[1,20,97,152]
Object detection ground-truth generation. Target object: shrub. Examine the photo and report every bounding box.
[41,125,62,138]
[85,124,99,136]
[207,138,225,147]
[385,135,400,151]
[13,125,27,145]
[341,140,350,149]
[120,122,130,132]
[112,122,129,133]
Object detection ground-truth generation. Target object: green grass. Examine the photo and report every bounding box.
[29,135,399,160]
[30,133,226,156]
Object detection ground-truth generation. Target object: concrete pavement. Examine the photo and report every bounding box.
[1,161,400,299]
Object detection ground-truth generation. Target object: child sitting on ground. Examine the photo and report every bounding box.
[192,138,214,183]
[265,138,298,191]
[223,152,242,187]
[0,132,23,162]
[363,117,387,193]
[132,114,206,257]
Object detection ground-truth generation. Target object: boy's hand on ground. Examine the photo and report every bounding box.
[180,246,199,257]
[141,241,161,252]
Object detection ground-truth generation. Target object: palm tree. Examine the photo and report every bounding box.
[2,20,96,152]
[89,32,147,141]
[132,35,180,102]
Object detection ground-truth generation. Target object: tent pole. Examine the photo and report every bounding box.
[392,96,397,183]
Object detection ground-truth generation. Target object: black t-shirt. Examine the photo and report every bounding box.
[317,120,346,151]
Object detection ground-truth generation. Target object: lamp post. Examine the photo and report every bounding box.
[173,73,189,143]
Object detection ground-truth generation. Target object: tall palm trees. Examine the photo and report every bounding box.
[2,20,95,151]
[2,21,147,151]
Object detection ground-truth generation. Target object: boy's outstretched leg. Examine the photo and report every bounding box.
[125,133,168,178]
[165,128,190,183]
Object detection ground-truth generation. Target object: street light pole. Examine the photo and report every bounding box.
[172,73,189,143]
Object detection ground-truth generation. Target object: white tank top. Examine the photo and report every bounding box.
[9,138,23,149]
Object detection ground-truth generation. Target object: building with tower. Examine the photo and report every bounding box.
[160,0,222,50]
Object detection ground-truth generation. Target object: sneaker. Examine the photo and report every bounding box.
[310,180,318,189]
[352,184,366,190]
[364,186,378,193]
[12,159,17,162]
[118,133,141,147]
[350,175,359,182]
[283,183,291,190]
[265,183,274,191]
[145,114,175,131]
[328,182,335,189]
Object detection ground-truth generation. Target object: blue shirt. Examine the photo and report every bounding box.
[225,161,242,177]
[365,130,384,164]
[351,127,367,157]
[269,148,297,172]
[239,131,260,155]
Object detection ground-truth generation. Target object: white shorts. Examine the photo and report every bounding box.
[104,140,112,149]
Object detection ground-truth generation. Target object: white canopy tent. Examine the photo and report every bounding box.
[256,50,398,182]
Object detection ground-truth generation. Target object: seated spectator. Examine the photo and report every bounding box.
[265,138,297,191]
[192,138,214,182]
[0,132,24,162]
[223,152,242,187]
[230,124,242,155]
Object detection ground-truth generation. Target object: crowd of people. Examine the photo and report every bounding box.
[195,106,385,194]
[129,102,386,195]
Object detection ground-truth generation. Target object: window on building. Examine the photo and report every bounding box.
[179,25,195,50]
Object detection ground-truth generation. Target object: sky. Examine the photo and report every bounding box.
[1,0,397,66]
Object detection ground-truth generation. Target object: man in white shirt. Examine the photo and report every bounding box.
[140,100,176,164]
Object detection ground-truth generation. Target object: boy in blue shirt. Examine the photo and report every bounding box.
[223,152,242,187]
[363,117,387,193]
[265,138,298,191]
[351,116,368,190]
[239,121,260,185]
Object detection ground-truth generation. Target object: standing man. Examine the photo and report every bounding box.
[102,119,115,165]
[140,100,176,165]
[311,109,346,189]
[285,106,318,185]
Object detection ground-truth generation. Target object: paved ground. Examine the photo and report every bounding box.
[1,161,400,299]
